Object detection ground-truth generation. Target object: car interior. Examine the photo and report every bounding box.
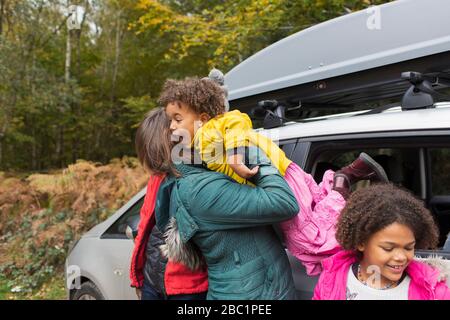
[308,145,450,250]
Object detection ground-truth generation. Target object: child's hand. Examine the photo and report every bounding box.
[228,153,259,179]
[229,163,260,179]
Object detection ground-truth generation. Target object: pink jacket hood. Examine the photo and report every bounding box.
[313,250,450,300]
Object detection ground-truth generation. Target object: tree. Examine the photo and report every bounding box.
[0,0,394,172]
[132,0,393,72]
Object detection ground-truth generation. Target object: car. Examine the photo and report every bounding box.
[66,0,450,300]
[65,103,450,300]
[65,189,145,300]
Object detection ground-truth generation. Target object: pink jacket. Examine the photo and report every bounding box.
[313,250,450,300]
[281,165,346,276]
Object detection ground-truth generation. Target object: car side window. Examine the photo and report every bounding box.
[305,139,450,248]
[102,197,144,239]
[309,147,422,196]
[429,148,450,195]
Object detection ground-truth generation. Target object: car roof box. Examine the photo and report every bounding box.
[225,0,450,114]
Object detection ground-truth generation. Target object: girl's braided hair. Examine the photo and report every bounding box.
[336,183,439,250]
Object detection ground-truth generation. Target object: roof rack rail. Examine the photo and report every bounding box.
[353,71,450,116]
[252,100,309,129]
[401,72,450,110]
[401,72,435,110]
[251,100,286,129]
[252,70,450,128]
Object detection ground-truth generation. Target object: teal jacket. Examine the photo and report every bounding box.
[155,157,299,300]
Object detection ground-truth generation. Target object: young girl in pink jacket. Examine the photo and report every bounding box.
[313,183,450,300]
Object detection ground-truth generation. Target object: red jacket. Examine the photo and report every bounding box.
[129,175,208,295]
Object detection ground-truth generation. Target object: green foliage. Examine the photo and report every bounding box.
[0,0,393,172]
[0,206,68,295]
[132,0,394,71]
[0,279,9,300]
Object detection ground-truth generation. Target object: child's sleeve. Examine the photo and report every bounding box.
[183,151,299,228]
[435,281,450,300]
[223,112,254,156]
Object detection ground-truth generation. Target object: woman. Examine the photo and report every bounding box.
[130,108,208,300]
[135,108,300,300]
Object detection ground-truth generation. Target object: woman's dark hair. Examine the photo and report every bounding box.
[336,183,439,250]
[135,108,179,177]
[158,77,225,118]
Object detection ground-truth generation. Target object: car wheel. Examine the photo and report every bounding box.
[72,281,105,300]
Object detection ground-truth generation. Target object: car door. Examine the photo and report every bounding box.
[279,140,320,300]
[100,197,144,300]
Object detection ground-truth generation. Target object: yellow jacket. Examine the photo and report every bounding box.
[193,110,292,184]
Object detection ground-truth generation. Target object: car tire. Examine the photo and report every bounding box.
[71,281,105,300]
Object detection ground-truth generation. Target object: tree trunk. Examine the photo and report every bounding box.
[60,1,72,167]
[76,0,89,80]
[0,0,5,37]
[65,30,71,83]
[0,89,16,169]
[31,125,37,170]
[56,127,64,167]
[0,126,5,167]
[31,40,39,168]
[0,137,3,167]
[71,0,89,163]
[71,29,80,164]
[110,12,123,107]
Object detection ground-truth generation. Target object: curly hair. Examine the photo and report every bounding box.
[158,77,226,118]
[336,183,439,251]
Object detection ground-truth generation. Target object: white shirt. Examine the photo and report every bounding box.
[346,265,410,300]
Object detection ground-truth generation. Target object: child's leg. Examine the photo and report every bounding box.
[280,162,346,276]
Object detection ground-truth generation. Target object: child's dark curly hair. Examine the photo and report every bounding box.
[336,183,439,251]
[158,77,225,118]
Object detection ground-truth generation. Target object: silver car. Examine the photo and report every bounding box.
[65,189,145,300]
[66,103,450,300]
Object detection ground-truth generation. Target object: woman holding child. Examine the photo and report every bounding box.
[136,105,299,299]
[133,77,391,300]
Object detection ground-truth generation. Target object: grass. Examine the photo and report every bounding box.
[0,275,66,300]
[32,275,66,300]
[0,280,11,300]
